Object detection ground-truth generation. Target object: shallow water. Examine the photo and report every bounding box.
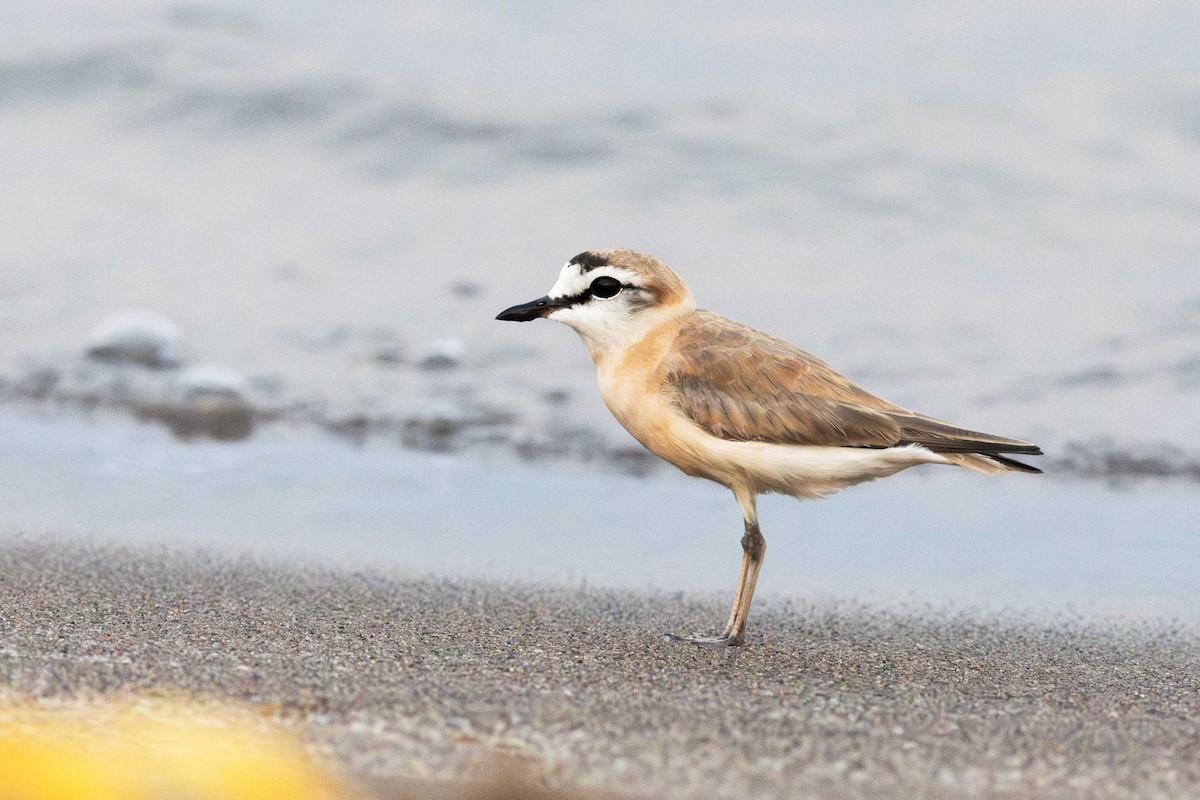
[1,4,1198,625]
[4,409,1197,624]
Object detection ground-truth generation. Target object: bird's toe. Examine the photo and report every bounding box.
[663,632,742,647]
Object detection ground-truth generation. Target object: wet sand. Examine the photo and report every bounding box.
[2,538,1198,799]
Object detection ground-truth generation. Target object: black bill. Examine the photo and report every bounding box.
[495,295,563,321]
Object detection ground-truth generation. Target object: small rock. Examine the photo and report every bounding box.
[85,310,182,368]
[142,365,254,442]
[541,388,571,406]
[14,367,60,400]
[327,414,372,445]
[372,346,406,366]
[450,280,482,298]
[404,403,465,448]
[417,338,464,370]
[173,365,249,399]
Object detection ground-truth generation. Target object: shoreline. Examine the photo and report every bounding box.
[4,383,1200,486]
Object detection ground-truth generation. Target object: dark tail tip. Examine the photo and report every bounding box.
[987,454,1043,474]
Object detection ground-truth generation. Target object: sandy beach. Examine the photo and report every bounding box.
[3,538,1198,799]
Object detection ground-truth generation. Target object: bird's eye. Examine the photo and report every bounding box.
[590,276,622,299]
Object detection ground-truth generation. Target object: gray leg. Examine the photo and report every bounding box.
[666,490,765,647]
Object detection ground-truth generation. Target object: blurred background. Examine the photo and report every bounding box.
[2,1,1199,618]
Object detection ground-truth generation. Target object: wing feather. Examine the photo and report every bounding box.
[660,311,1042,456]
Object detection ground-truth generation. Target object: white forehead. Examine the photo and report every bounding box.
[547,262,639,299]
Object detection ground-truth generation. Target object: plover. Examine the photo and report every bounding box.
[498,250,1041,646]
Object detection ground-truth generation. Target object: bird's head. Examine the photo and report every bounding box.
[496,249,694,356]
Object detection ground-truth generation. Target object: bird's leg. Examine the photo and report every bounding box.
[666,490,764,647]
[724,518,767,641]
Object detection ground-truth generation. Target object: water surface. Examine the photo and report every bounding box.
[4,409,1196,624]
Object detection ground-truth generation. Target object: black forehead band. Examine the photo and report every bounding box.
[569,251,609,272]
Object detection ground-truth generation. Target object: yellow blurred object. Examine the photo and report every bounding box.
[0,696,347,800]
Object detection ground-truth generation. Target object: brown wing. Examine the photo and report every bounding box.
[659,310,1042,456]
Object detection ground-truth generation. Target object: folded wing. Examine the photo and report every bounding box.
[660,311,1043,460]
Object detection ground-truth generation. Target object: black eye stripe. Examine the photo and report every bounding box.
[553,281,638,308]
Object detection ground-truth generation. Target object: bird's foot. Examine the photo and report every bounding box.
[663,632,742,647]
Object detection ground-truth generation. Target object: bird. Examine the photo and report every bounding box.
[497,249,1042,646]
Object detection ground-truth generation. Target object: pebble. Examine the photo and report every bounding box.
[150,365,254,442]
[417,338,465,370]
[85,310,182,368]
[172,365,250,398]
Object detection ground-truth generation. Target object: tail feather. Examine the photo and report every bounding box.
[984,453,1043,474]
[942,452,1043,475]
[891,412,1043,456]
